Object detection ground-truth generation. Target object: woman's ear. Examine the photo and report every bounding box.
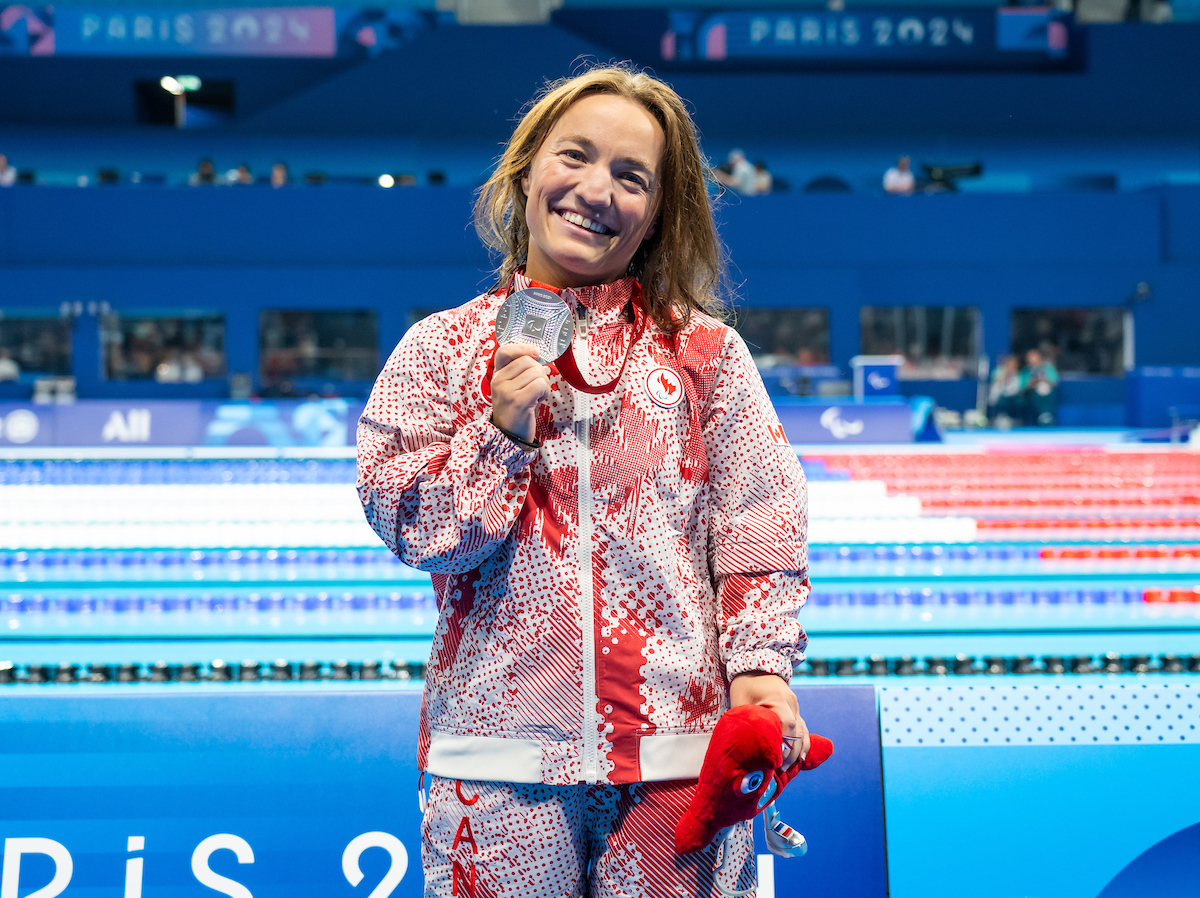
[520,169,530,197]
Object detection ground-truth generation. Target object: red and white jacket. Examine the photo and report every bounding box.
[357,273,809,786]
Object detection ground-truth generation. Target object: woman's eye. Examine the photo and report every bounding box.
[621,173,647,188]
[739,771,765,794]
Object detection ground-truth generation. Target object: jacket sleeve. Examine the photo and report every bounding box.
[703,330,809,681]
[356,314,537,574]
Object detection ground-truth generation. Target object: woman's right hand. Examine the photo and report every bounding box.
[490,343,552,442]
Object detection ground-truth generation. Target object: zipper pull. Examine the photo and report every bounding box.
[574,301,591,385]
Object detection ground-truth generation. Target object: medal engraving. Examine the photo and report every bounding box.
[495,288,574,364]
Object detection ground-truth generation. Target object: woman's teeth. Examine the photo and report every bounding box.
[558,210,612,235]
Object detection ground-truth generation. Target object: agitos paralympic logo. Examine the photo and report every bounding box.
[818,407,865,440]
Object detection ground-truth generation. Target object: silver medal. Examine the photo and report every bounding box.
[495,288,575,364]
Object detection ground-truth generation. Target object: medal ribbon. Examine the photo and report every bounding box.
[554,294,646,395]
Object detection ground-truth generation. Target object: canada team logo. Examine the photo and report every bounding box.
[645,367,684,409]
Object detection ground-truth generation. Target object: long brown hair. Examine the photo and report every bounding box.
[475,64,727,333]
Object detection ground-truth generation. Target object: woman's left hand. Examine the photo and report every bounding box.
[730,671,809,769]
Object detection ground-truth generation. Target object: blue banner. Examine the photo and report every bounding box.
[55,6,338,56]
[775,400,914,444]
[0,6,433,57]
[554,7,1079,70]
[0,399,918,447]
[0,685,885,897]
[0,400,365,448]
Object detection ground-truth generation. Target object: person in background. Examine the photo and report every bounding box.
[754,159,773,195]
[0,155,15,187]
[270,162,290,188]
[155,349,183,383]
[715,148,758,195]
[227,163,253,186]
[988,354,1024,425]
[1022,348,1059,426]
[884,155,916,195]
[0,348,19,380]
[189,158,218,186]
[180,351,204,383]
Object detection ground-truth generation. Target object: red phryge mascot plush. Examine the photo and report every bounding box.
[675,705,834,855]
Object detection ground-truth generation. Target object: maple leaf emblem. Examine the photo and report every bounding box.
[680,679,719,725]
[658,372,677,396]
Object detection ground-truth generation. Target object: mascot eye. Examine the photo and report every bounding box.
[739,771,765,794]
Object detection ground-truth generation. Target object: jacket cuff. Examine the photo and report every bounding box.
[482,419,539,470]
[727,649,796,683]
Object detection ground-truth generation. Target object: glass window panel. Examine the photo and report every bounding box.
[735,307,830,367]
[0,313,71,378]
[1010,308,1124,376]
[259,310,379,388]
[859,306,979,380]
[101,311,226,382]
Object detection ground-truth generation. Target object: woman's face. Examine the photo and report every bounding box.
[521,93,664,289]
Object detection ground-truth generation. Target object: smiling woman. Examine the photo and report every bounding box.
[358,63,811,898]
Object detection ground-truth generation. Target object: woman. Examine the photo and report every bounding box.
[357,65,810,898]
[1021,348,1060,426]
[989,354,1024,424]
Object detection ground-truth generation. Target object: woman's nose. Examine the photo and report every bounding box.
[576,164,612,206]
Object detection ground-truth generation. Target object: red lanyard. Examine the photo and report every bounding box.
[555,297,647,395]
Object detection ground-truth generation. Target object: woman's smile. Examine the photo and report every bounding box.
[555,208,614,236]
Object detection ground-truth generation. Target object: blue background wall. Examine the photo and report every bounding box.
[2,21,1200,413]
[2,22,1200,189]
[4,22,1200,140]
[2,185,1197,408]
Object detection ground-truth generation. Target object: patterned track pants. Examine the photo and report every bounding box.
[422,777,757,898]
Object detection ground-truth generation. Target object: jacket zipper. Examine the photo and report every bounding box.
[575,299,599,783]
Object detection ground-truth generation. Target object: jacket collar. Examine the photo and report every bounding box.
[509,270,640,319]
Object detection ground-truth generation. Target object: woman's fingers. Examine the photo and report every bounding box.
[785,715,811,769]
[775,694,809,769]
[491,343,551,439]
[500,366,552,408]
[493,351,550,396]
[493,353,543,380]
[503,363,552,394]
[494,342,540,370]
